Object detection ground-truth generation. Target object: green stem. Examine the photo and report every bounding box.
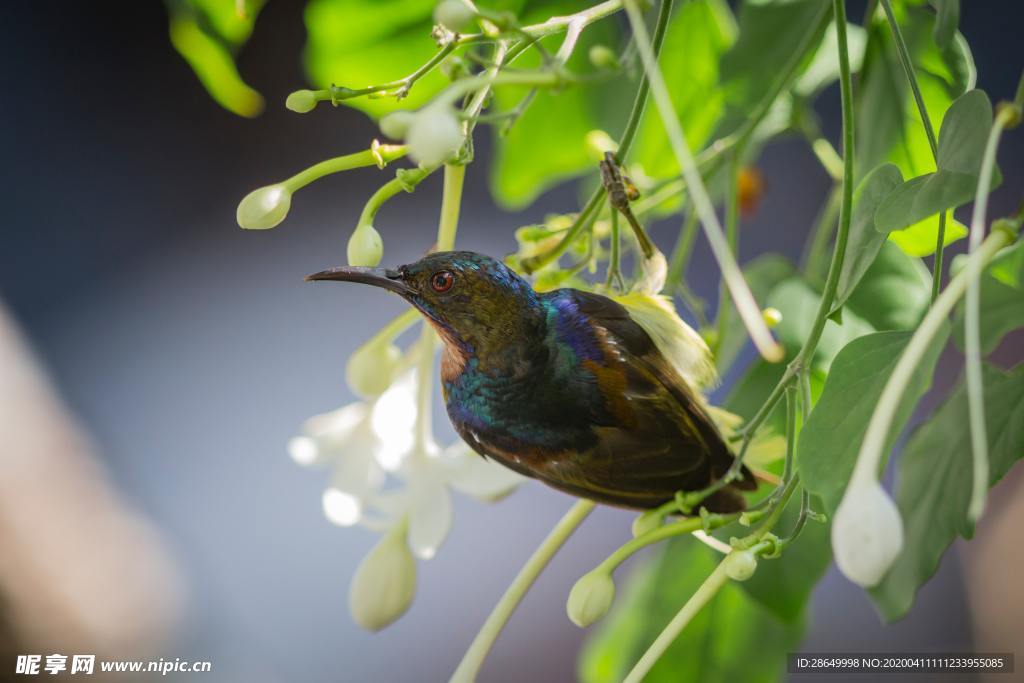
[450,500,596,683]
[624,0,783,362]
[605,210,623,289]
[850,227,1014,490]
[282,145,408,192]
[878,0,947,303]
[362,309,421,350]
[713,154,741,357]
[964,104,1017,522]
[357,167,434,228]
[665,207,699,290]
[596,512,743,576]
[520,0,673,275]
[438,165,466,251]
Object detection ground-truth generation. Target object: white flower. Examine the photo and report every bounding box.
[290,366,524,629]
[723,550,758,581]
[380,111,415,140]
[236,184,291,229]
[831,479,904,587]
[406,104,464,167]
[433,0,476,33]
[348,522,417,631]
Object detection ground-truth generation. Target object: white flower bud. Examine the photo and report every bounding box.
[831,480,904,587]
[723,550,758,581]
[379,111,415,140]
[433,0,476,33]
[285,89,318,114]
[631,510,663,537]
[236,184,292,230]
[347,224,384,267]
[348,527,417,631]
[406,105,464,167]
[346,342,402,398]
[567,570,616,628]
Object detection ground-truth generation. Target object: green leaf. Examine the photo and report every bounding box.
[932,0,960,50]
[797,328,948,513]
[579,539,804,683]
[166,0,266,117]
[794,20,867,97]
[953,241,1024,354]
[855,4,974,185]
[844,242,931,331]
[869,363,1024,621]
[715,254,795,374]
[875,91,1000,234]
[304,0,449,118]
[830,164,904,319]
[766,278,875,373]
[490,1,622,207]
[886,212,968,257]
[633,0,736,178]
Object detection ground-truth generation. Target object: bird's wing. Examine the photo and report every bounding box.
[550,289,754,510]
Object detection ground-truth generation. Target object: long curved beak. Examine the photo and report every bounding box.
[305,266,412,296]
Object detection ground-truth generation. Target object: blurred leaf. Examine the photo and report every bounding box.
[304,0,445,118]
[767,278,875,373]
[794,20,867,97]
[633,0,736,178]
[953,240,1024,353]
[856,4,975,259]
[844,242,931,331]
[870,363,1024,621]
[715,254,795,374]
[579,539,804,683]
[887,212,968,257]
[797,328,947,513]
[166,0,265,117]
[932,0,960,50]
[718,0,829,134]
[830,164,904,319]
[490,1,621,207]
[876,91,1000,234]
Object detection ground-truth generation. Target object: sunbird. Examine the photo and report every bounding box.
[308,251,755,512]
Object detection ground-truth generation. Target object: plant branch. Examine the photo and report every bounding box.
[964,99,1020,522]
[878,0,947,303]
[623,0,783,362]
[450,499,596,683]
[283,144,408,192]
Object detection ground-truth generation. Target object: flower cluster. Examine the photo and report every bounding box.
[289,355,522,630]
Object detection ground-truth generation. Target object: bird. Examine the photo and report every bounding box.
[307,251,756,513]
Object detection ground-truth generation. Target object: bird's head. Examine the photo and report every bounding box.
[307,251,542,352]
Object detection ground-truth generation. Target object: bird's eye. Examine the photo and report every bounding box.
[430,270,455,293]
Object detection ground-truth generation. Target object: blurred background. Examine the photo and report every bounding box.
[1,1,1022,681]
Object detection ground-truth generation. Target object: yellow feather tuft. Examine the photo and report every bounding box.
[612,291,718,391]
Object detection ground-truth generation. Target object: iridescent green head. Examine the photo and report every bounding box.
[307,251,542,351]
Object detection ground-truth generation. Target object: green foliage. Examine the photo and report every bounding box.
[165,0,265,117]
[932,0,960,50]
[875,90,1001,234]
[831,163,904,319]
[579,539,804,683]
[855,3,975,256]
[797,329,947,513]
[870,363,1024,620]
[490,1,622,207]
[304,0,448,118]
[631,0,736,178]
[715,254,794,373]
[953,241,1024,353]
[843,242,931,331]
